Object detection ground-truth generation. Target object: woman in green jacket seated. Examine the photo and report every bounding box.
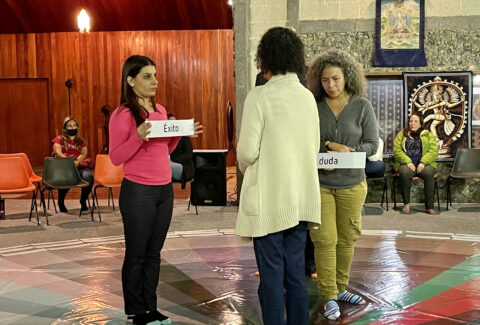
[393,112,439,214]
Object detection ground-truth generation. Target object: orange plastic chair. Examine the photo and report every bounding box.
[91,154,124,221]
[0,153,42,184]
[0,157,41,225]
[0,153,42,216]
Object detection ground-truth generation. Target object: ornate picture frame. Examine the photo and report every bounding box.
[403,71,473,160]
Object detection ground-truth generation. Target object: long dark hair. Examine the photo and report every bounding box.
[403,112,424,137]
[120,55,157,126]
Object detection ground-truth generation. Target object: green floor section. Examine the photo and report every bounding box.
[352,254,480,325]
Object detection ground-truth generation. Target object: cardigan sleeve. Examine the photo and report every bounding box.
[237,90,264,174]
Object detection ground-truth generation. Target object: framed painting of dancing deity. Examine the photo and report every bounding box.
[373,0,426,67]
[403,72,473,160]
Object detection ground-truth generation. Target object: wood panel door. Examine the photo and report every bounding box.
[0,79,51,167]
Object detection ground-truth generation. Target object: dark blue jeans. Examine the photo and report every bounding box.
[253,222,309,325]
[119,178,174,315]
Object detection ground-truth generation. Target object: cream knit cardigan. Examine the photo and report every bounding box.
[236,73,322,238]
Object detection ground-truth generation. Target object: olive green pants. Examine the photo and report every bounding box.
[310,180,367,301]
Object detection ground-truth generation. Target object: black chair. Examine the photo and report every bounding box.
[446,148,480,210]
[172,167,198,215]
[40,157,93,225]
[365,160,388,211]
[393,172,440,211]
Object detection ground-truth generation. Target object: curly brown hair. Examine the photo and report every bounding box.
[306,49,366,101]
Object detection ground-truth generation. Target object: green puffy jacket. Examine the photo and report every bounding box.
[393,129,438,171]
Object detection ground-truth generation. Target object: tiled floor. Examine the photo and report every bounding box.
[1,168,480,325]
[0,226,479,324]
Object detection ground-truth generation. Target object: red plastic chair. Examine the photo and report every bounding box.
[91,154,124,221]
[0,157,41,225]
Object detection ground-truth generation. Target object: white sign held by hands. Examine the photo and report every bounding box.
[147,119,194,138]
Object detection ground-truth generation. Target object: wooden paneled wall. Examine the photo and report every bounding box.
[0,30,235,167]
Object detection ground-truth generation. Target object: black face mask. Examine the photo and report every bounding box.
[66,129,78,136]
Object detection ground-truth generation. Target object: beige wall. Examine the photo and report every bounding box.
[234,0,480,136]
[249,0,288,87]
[233,0,288,141]
[299,0,480,21]
[235,0,480,114]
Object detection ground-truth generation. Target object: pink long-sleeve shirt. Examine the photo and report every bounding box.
[109,104,180,185]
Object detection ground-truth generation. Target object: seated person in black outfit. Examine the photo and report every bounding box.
[168,114,194,185]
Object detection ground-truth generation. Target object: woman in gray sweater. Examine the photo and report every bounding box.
[307,49,378,320]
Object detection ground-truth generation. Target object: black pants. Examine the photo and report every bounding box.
[119,178,174,315]
[305,230,315,274]
[398,164,436,209]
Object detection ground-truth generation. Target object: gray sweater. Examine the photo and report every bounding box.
[318,96,379,189]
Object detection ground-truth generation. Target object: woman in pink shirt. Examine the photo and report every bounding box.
[109,55,201,325]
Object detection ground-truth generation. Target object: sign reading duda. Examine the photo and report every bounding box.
[317,152,366,169]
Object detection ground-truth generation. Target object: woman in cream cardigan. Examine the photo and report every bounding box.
[236,27,322,325]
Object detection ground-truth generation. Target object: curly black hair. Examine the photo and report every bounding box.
[255,27,305,77]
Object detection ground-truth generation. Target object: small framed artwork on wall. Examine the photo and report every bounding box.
[365,74,403,154]
[403,71,473,160]
[472,75,480,126]
[471,74,480,149]
[373,0,426,67]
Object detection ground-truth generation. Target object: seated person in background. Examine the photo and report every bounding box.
[365,137,385,178]
[393,112,438,215]
[52,116,94,213]
[168,113,194,184]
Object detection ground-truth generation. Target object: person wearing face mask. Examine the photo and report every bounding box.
[393,112,439,215]
[109,55,202,325]
[306,49,378,320]
[52,116,94,213]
